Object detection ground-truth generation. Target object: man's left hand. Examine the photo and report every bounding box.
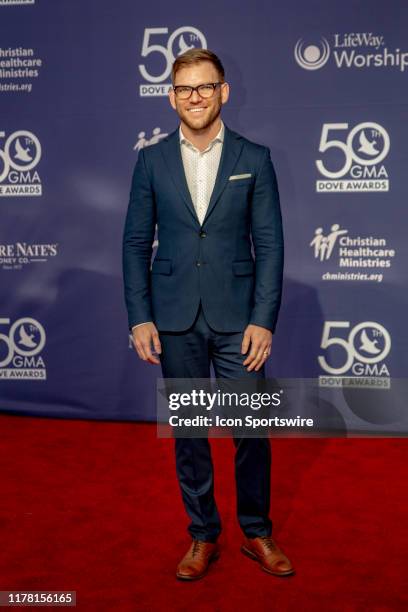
[241,324,272,371]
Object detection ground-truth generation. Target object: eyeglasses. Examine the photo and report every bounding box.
[173,82,224,100]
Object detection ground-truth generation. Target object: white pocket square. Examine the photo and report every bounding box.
[229,173,252,181]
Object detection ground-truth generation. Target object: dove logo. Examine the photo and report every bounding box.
[0,317,46,380]
[0,129,42,196]
[138,26,207,97]
[318,321,391,388]
[316,122,390,193]
[294,38,330,70]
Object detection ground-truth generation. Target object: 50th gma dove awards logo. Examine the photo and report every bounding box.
[138,26,207,97]
[294,33,408,72]
[0,129,42,196]
[315,122,390,193]
[318,321,391,388]
[0,317,46,380]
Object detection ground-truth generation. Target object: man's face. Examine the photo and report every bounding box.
[169,61,229,132]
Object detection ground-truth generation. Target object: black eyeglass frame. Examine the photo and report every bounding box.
[173,82,225,99]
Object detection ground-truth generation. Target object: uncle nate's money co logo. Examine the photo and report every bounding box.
[0,317,46,379]
[0,242,59,270]
[0,129,42,196]
[316,122,390,192]
[318,321,391,388]
[138,26,207,97]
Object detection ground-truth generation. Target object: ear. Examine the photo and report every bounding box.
[169,88,177,111]
[220,82,230,105]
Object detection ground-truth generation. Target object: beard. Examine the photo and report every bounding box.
[177,96,222,133]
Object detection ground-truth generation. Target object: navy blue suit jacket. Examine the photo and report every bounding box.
[122,124,284,333]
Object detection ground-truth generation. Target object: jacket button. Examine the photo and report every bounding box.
[196,261,201,267]
[200,231,207,238]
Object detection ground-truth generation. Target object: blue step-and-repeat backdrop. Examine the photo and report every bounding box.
[1,0,407,426]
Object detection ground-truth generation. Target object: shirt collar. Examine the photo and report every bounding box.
[179,120,224,151]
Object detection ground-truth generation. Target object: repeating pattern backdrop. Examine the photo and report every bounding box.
[1,0,407,432]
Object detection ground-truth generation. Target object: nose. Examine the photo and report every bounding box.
[190,88,202,103]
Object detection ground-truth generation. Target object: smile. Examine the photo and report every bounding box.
[188,108,206,113]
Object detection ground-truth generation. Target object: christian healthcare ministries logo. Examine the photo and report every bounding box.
[0,317,46,380]
[316,122,390,192]
[138,26,207,97]
[295,33,408,72]
[310,224,396,283]
[318,321,391,388]
[0,129,42,196]
[133,127,168,151]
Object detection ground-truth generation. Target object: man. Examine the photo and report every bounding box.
[122,49,294,580]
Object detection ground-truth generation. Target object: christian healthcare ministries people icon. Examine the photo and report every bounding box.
[122,49,294,580]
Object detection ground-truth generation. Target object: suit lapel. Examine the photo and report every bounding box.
[202,125,244,225]
[160,124,244,226]
[160,129,199,225]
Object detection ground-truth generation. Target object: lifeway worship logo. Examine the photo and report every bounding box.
[0,317,46,380]
[138,26,207,97]
[310,224,395,283]
[316,122,390,192]
[0,129,42,196]
[318,321,391,388]
[0,242,58,271]
[295,33,408,72]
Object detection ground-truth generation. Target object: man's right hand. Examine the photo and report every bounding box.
[132,322,162,365]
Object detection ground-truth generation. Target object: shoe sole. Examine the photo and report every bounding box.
[241,545,295,577]
[176,551,220,581]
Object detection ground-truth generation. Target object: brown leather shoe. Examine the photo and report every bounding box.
[176,539,220,581]
[241,535,295,576]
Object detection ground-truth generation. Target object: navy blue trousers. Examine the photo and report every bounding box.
[159,302,272,542]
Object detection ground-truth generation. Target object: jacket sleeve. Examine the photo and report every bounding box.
[249,147,284,333]
[122,149,156,329]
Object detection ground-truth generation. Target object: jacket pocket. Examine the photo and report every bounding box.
[232,260,254,276]
[227,177,253,188]
[151,259,172,275]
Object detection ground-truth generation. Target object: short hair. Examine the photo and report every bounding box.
[172,48,225,83]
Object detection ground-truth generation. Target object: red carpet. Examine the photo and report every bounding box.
[0,414,407,611]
